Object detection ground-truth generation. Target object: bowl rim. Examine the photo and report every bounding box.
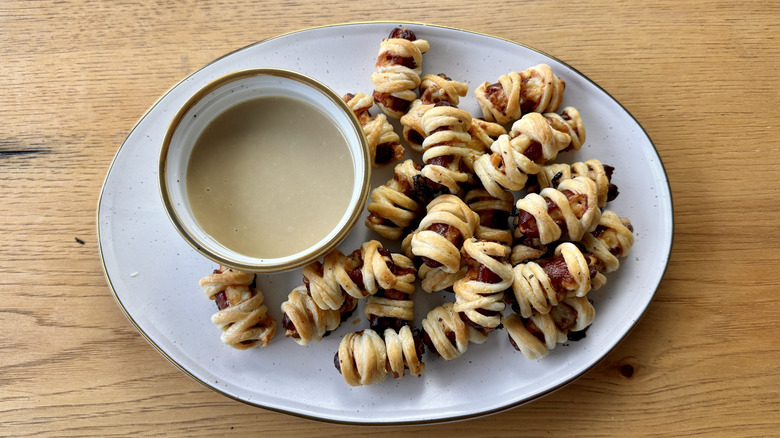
[158,67,371,273]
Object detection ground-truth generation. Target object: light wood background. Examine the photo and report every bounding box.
[2,0,779,436]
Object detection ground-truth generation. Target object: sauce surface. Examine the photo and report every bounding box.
[186,96,354,259]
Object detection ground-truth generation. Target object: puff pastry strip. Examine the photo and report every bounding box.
[303,240,410,311]
[280,285,344,346]
[464,187,514,246]
[467,118,507,154]
[509,242,603,319]
[531,158,616,208]
[421,302,472,360]
[408,194,480,274]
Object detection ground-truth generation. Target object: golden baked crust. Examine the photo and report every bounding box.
[302,240,412,311]
[580,210,635,274]
[384,325,425,379]
[336,326,425,386]
[199,266,276,349]
[535,158,613,208]
[466,118,506,154]
[364,253,417,330]
[464,187,514,246]
[337,329,388,386]
[421,302,471,360]
[543,107,585,152]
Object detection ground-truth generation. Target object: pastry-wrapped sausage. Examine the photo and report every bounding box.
[199,266,277,349]
[303,240,410,311]
[473,111,577,198]
[541,107,586,152]
[508,242,602,319]
[467,118,507,154]
[335,326,425,386]
[408,194,480,274]
[529,158,617,208]
[418,103,477,196]
[364,253,417,333]
[371,27,430,119]
[421,302,472,360]
[401,73,469,152]
[343,92,405,167]
[365,159,424,240]
[464,187,514,245]
[474,64,565,125]
[514,176,601,245]
[580,210,635,274]
[503,296,595,360]
[453,238,513,338]
[511,208,634,277]
[280,285,344,346]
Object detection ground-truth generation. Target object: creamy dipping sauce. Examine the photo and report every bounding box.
[186,96,354,259]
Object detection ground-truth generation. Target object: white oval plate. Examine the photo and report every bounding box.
[98,22,673,425]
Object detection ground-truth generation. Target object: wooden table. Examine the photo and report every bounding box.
[2,1,778,435]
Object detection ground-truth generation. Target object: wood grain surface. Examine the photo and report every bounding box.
[2,0,779,436]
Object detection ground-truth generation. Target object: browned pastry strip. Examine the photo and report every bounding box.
[528,158,617,208]
[464,187,514,246]
[508,212,634,316]
[505,212,634,359]
[467,118,507,154]
[407,194,480,275]
[507,242,603,319]
[421,302,471,360]
[302,240,411,310]
[280,285,344,346]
